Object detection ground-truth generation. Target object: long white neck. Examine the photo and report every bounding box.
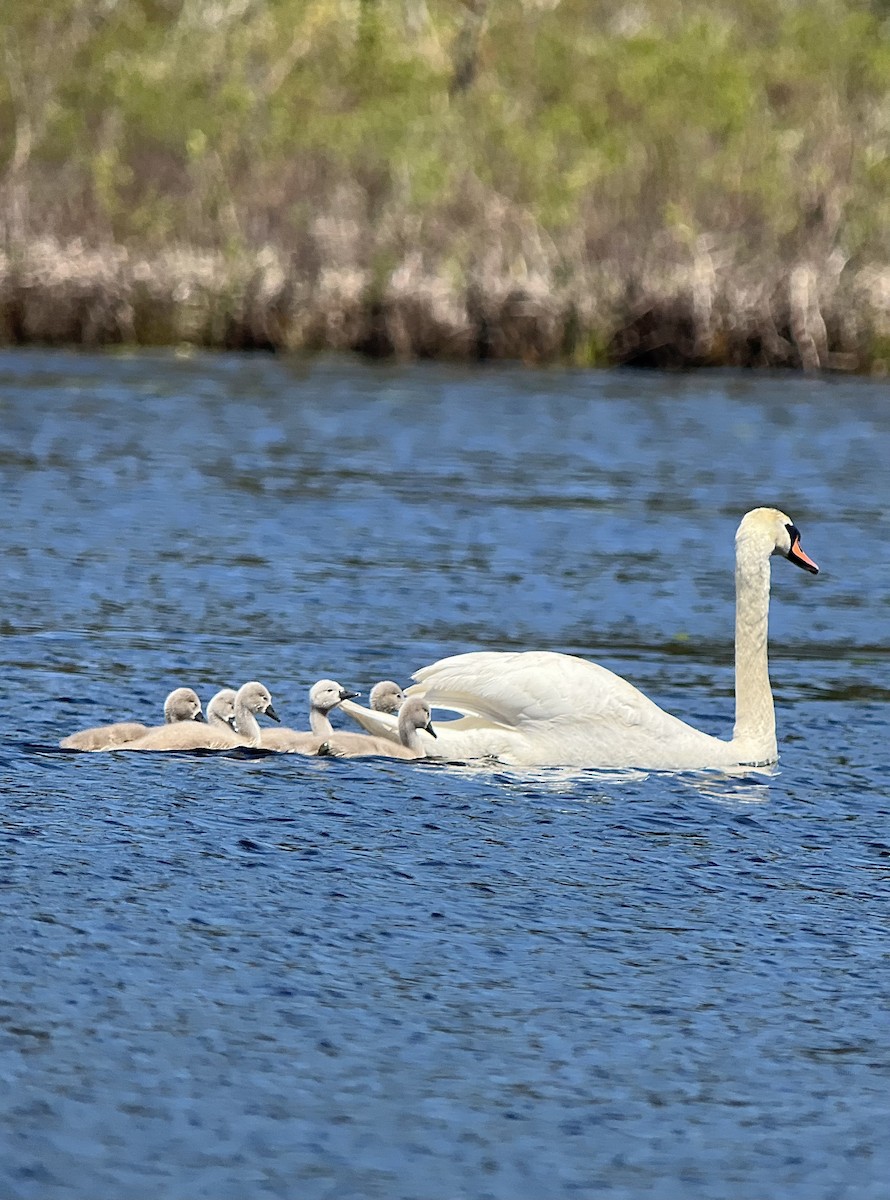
[234,702,262,747]
[310,707,334,737]
[731,544,776,762]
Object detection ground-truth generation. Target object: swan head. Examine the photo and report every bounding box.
[237,681,280,722]
[164,687,205,723]
[736,508,819,574]
[309,679,361,714]
[398,696,437,739]
[207,688,238,729]
[369,680,405,714]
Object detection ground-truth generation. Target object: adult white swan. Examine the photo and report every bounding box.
[344,508,819,770]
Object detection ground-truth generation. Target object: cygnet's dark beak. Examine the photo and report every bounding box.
[194,711,207,723]
[339,689,361,702]
[265,703,281,722]
[425,719,437,739]
[785,524,819,574]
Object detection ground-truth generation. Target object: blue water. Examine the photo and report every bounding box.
[2,350,889,1198]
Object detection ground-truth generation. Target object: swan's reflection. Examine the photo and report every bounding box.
[423,757,776,805]
[678,766,776,805]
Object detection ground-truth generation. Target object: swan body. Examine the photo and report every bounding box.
[116,682,279,751]
[262,680,359,753]
[59,686,204,750]
[319,697,436,759]
[350,509,819,770]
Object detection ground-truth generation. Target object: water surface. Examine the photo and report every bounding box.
[2,351,889,1198]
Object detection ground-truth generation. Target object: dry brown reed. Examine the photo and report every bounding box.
[2,235,888,373]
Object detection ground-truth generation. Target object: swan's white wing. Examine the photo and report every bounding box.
[410,651,651,726]
[408,650,736,768]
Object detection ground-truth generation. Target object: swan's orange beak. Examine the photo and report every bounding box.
[787,531,819,574]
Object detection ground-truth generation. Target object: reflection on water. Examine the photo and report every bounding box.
[1,351,889,1200]
[680,770,776,805]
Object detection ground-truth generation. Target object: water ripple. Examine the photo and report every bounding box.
[1,351,889,1199]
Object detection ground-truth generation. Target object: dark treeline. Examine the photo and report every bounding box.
[2,0,889,370]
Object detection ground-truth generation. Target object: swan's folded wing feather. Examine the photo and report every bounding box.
[409,650,648,728]
[406,649,733,766]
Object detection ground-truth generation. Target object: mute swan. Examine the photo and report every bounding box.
[347,509,819,770]
[340,678,404,731]
[319,697,437,759]
[206,688,238,731]
[59,686,204,751]
[115,682,279,751]
[369,681,405,713]
[261,679,360,753]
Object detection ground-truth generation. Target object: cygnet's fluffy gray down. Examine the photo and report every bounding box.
[262,679,359,753]
[369,681,405,713]
[59,686,204,750]
[206,688,238,731]
[319,697,437,759]
[112,682,279,751]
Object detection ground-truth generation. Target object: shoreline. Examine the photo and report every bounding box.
[2,238,888,372]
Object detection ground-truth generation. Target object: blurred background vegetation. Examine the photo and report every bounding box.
[2,0,889,367]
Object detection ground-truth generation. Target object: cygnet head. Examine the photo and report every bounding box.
[164,687,205,723]
[369,680,405,714]
[398,696,436,740]
[310,679,361,714]
[206,688,237,729]
[237,681,280,722]
[735,508,819,574]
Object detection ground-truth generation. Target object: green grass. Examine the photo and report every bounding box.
[1,0,888,366]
